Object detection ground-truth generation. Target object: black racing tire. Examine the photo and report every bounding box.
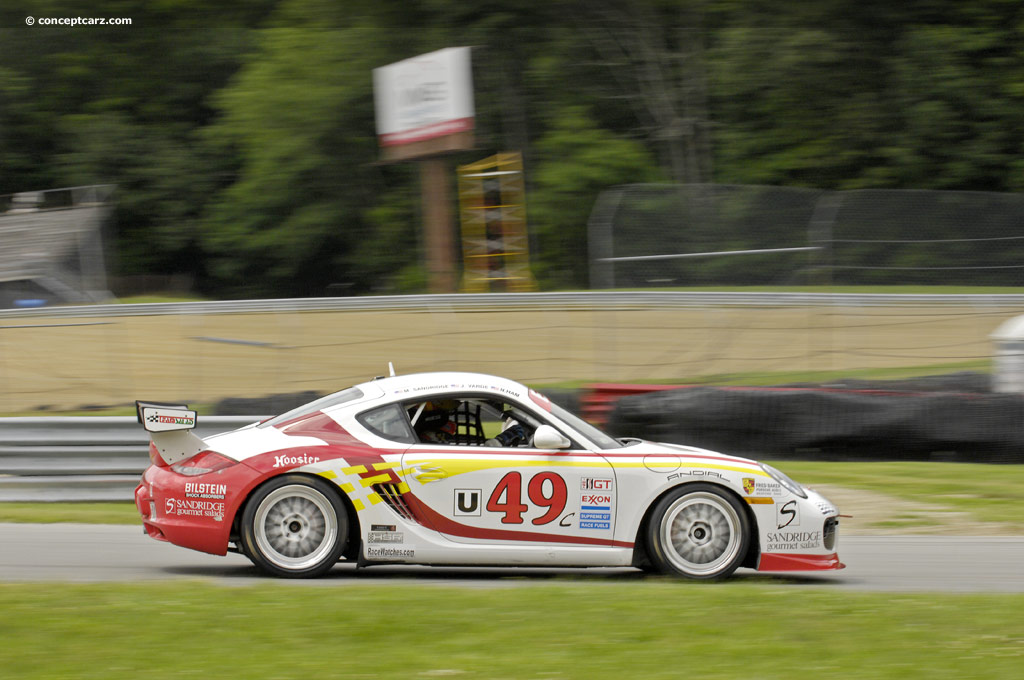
[645,483,750,580]
[239,474,348,578]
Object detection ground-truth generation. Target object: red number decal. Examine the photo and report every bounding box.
[486,472,528,524]
[528,472,567,525]
[485,472,568,525]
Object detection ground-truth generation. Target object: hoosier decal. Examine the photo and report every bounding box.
[273,453,321,469]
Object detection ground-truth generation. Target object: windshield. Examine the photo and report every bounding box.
[257,387,364,428]
[548,401,623,450]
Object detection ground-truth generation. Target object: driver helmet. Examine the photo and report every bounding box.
[416,399,459,443]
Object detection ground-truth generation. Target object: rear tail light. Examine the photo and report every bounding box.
[170,451,237,476]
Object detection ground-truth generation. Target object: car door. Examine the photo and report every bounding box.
[399,394,617,547]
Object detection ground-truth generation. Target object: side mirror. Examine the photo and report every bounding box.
[533,424,571,450]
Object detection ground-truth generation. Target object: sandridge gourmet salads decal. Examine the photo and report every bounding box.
[164,497,225,521]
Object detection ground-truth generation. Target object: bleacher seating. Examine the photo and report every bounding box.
[0,186,113,306]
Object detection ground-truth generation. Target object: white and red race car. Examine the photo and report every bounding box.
[135,371,843,579]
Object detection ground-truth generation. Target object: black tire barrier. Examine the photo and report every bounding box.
[606,384,1024,463]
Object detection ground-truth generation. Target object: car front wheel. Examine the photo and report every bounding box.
[646,484,750,580]
[240,474,348,578]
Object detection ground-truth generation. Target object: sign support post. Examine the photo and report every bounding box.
[422,158,456,293]
[374,47,476,294]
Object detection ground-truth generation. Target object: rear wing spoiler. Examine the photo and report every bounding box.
[135,401,207,465]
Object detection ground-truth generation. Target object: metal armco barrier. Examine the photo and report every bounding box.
[0,416,261,501]
[5,291,1024,321]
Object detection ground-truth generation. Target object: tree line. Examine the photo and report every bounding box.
[2,0,1023,296]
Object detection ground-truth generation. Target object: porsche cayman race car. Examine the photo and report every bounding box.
[135,371,843,580]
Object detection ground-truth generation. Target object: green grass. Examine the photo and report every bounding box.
[778,460,1024,531]
[616,284,1024,294]
[0,502,140,524]
[0,582,1020,679]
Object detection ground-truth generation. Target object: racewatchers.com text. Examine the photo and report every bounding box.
[26,16,132,26]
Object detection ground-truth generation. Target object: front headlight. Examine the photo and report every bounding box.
[759,463,807,499]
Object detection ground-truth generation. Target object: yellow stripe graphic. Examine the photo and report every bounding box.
[372,462,400,471]
[360,473,392,487]
[342,465,367,475]
[399,458,765,479]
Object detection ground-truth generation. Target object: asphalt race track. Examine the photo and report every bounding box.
[1,523,1022,591]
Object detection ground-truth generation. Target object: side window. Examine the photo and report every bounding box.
[407,398,489,446]
[357,404,416,445]
[404,395,571,449]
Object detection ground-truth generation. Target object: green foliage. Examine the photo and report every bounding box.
[530,107,663,288]
[5,1,1024,295]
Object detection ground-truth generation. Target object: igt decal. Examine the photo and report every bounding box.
[580,477,612,490]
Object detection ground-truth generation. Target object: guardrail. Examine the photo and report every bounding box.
[4,290,1024,320]
[0,416,261,502]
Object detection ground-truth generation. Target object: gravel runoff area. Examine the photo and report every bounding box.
[0,303,1016,412]
[813,484,1020,536]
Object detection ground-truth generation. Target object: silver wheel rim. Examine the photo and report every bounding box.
[253,485,337,571]
[660,492,742,577]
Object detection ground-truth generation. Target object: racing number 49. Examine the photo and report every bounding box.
[486,471,567,525]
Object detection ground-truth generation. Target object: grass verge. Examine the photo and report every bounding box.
[1,582,1021,679]
[777,461,1024,532]
[0,502,139,524]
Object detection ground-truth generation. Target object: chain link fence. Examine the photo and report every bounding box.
[589,184,1024,289]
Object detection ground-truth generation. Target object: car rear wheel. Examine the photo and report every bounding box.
[240,475,348,578]
[646,484,749,580]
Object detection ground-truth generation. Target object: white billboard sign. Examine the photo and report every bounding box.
[373,47,474,148]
